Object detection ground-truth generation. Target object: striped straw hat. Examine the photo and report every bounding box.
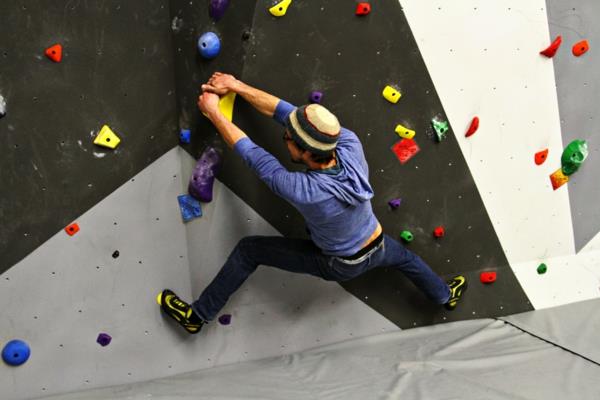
[286,104,341,156]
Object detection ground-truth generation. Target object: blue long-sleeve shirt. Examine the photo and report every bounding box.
[233,100,378,256]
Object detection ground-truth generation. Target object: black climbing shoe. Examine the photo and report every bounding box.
[157,289,204,334]
[444,275,468,311]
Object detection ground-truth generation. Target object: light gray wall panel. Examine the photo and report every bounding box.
[1,148,193,400]
[2,147,401,400]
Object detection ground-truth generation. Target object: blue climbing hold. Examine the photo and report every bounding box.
[197,32,221,59]
[2,340,31,366]
[180,129,191,144]
[178,194,203,222]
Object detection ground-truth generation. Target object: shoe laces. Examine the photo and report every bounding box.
[169,296,188,310]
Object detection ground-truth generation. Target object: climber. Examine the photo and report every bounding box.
[157,72,467,334]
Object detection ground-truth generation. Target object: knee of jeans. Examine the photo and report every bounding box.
[235,236,262,255]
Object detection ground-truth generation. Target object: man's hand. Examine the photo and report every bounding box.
[201,72,241,96]
[197,91,221,120]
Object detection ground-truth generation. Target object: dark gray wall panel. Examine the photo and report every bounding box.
[546,1,600,251]
[171,0,532,328]
[0,0,178,274]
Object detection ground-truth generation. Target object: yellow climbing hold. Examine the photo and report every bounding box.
[93,125,121,149]
[395,124,415,139]
[156,292,163,305]
[383,85,401,104]
[269,0,292,17]
[218,92,236,122]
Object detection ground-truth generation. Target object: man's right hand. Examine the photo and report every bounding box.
[202,72,241,96]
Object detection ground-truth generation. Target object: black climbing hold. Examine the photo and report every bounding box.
[112,250,120,258]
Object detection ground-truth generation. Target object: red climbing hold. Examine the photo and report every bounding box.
[45,44,62,63]
[465,116,479,138]
[391,139,420,165]
[480,271,496,284]
[572,40,589,57]
[534,149,548,165]
[355,2,371,16]
[433,226,445,238]
[540,36,562,58]
[65,223,80,236]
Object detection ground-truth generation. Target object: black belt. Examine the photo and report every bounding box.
[338,232,384,261]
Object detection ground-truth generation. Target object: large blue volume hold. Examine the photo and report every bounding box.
[2,339,31,366]
[197,32,221,59]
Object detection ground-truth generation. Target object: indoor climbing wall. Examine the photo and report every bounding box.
[3,0,600,398]
[170,0,532,328]
[0,0,179,274]
[1,147,399,400]
[401,0,600,309]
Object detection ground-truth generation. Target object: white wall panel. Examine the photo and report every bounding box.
[400,0,600,308]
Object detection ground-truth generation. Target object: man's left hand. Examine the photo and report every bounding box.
[197,91,220,120]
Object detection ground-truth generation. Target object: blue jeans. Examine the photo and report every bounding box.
[192,234,451,322]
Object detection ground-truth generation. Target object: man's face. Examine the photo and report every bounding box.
[283,130,304,164]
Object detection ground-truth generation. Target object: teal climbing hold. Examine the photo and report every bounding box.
[431,117,449,142]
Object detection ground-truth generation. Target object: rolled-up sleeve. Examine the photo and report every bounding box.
[273,99,297,126]
[234,137,304,202]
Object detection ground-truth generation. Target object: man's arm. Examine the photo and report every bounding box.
[198,92,247,148]
[202,72,281,118]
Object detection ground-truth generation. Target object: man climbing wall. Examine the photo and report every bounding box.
[157,72,468,334]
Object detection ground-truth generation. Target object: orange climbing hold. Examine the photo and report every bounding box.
[540,36,562,58]
[550,168,569,190]
[465,116,479,138]
[45,44,62,63]
[65,223,80,236]
[535,149,548,165]
[572,40,589,57]
[355,2,371,16]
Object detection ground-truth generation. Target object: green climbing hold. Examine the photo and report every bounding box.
[537,263,547,274]
[561,139,588,176]
[431,117,449,142]
[400,230,414,242]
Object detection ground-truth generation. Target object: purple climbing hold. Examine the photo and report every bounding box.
[218,314,232,325]
[388,198,402,209]
[96,333,112,347]
[309,91,323,104]
[188,146,221,203]
[209,0,230,21]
